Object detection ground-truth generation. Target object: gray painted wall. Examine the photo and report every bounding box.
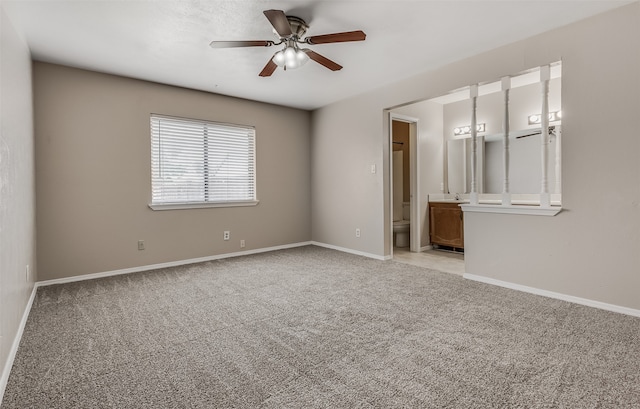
[311,3,640,310]
[311,97,386,256]
[465,5,640,310]
[0,6,36,396]
[34,63,311,281]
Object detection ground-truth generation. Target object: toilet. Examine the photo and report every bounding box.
[393,202,411,248]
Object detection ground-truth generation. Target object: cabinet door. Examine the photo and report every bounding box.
[429,205,464,248]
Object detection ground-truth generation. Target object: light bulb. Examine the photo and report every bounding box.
[284,47,298,69]
[296,49,309,66]
[272,50,286,67]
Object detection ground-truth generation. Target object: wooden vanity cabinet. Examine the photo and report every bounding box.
[429,202,464,250]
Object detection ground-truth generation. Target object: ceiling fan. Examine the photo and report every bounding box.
[209,9,366,77]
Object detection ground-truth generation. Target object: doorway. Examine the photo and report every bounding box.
[389,113,420,258]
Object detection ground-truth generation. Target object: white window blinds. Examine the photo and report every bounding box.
[150,115,256,207]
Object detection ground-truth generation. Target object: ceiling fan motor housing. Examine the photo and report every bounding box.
[284,16,308,40]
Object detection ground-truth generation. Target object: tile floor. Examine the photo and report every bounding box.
[392,247,465,275]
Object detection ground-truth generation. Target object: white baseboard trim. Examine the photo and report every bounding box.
[37,240,393,288]
[464,273,640,318]
[310,241,387,261]
[420,245,433,252]
[0,283,38,406]
[37,241,314,287]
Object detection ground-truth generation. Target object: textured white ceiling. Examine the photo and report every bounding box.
[2,0,632,110]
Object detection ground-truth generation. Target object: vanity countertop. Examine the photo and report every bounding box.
[427,194,469,204]
[428,200,468,204]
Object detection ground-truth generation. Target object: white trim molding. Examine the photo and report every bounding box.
[148,200,259,211]
[36,241,390,288]
[0,284,38,406]
[38,241,313,287]
[464,273,640,318]
[311,241,389,261]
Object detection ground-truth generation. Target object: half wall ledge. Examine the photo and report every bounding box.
[460,204,562,216]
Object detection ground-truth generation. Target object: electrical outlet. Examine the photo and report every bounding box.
[240,239,245,248]
[223,231,230,241]
[355,228,361,238]
[138,240,145,250]
[371,164,376,174]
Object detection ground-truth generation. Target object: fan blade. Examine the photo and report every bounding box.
[263,9,292,37]
[210,40,273,48]
[259,58,278,77]
[304,50,343,71]
[306,30,366,45]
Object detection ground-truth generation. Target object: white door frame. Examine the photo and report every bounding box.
[389,112,420,255]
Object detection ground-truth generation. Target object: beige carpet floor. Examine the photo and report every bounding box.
[3,245,640,408]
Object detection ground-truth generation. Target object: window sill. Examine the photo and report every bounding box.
[460,204,562,216]
[149,200,259,211]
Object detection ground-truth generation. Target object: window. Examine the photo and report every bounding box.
[149,114,257,210]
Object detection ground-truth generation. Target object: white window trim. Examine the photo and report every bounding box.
[149,114,257,210]
[149,200,259,211]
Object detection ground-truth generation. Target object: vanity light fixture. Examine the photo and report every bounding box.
[528,110,562,125]
[453,123,485,136]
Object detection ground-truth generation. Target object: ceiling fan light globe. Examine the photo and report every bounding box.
[296,50,309,66]
[286,60,300,70]
[284,47,297,65]
[273,50,286,66]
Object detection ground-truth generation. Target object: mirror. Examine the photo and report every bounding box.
[447,138,470,194]
[441,65,561,196]
[483,129,559,194]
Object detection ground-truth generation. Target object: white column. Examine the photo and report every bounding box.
[540,65,551,208]
[469,84,479,205]
[501,76,511,206]
[555,127,562,195]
